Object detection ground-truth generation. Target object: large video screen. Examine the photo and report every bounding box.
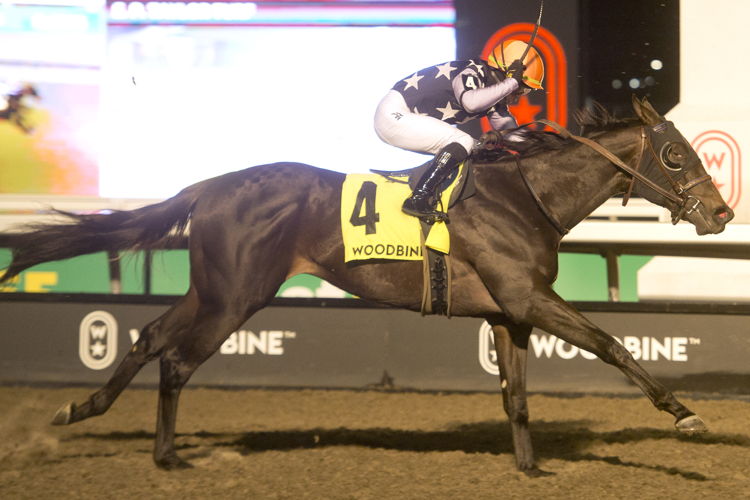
[0,1,455,198]
[0,0,105,195]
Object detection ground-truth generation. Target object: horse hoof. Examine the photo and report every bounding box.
[51,402,75,425]
[675,414,708,434]
[522,466,555,478]
[155,455,194,470]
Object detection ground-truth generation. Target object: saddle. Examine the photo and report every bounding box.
[369,160,476,317]
[370,159,477,211]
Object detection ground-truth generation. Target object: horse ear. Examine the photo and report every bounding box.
[632,95,663,125]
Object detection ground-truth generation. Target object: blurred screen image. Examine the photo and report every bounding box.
[0,1,455,198]
[0,0,104,194]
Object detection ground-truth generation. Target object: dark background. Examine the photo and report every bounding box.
[455,0,679,130]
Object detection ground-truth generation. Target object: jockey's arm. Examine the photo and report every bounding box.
[453,68,519,114]
[487,107,518,131]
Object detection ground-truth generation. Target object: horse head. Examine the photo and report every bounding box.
[630,95,733,235]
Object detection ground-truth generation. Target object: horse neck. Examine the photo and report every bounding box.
[524,126,640,232]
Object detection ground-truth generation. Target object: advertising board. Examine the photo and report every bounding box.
[1,297,748,395]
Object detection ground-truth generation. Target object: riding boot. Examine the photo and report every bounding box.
[402,142,468,222]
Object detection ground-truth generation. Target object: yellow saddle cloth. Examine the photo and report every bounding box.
[341,164,464,263]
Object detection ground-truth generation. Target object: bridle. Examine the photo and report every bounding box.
[536,119,713,225]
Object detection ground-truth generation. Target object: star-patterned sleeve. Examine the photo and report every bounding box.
[452,67,519,114]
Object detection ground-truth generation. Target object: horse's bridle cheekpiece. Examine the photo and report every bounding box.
[537,119,712,225]
[640,121,713,224]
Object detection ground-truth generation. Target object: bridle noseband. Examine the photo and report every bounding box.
[537,119,712,224]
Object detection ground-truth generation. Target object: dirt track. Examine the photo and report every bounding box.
[1,386,748,499]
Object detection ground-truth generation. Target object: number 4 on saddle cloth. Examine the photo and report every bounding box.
[341,161,474,263]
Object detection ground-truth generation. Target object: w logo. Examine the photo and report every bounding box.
[692,130,742,208]
[702,152,725,170]
[79,311,118,370]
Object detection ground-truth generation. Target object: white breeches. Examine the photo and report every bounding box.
[373,90,475,156]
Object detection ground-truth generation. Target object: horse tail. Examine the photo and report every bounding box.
[0,181,206,284]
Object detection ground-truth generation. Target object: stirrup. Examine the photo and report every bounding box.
[420,211,449,225]
[402,196,449,224]
[403,207,449,224]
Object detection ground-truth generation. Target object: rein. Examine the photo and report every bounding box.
[535,119,712,224]
[515,155,569,235]
[620,128,646,206]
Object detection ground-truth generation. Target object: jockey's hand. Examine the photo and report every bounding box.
[506,59,527,88]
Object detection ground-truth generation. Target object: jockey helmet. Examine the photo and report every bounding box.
[487,39,544,90]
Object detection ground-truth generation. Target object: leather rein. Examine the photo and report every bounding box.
[534,119,713,226]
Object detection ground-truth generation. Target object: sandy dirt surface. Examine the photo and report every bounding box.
[0,386,748,499]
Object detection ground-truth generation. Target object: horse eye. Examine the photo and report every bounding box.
[660,142,686,170]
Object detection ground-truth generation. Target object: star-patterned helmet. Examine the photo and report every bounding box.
[486,39,544,90]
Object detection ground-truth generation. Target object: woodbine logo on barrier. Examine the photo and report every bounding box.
[79,311,118,370]
[219,330,296,356]
[78,311,296,370]
[477,321,700,376]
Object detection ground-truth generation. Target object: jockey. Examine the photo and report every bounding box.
[374,40,544,221]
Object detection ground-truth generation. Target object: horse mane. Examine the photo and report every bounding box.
[573,101,637,135]
[506,130,569,157]
[473,101,638,163]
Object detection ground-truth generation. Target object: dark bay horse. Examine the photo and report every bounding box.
[0,97,734,475]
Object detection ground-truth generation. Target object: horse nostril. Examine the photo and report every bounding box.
[716,207,734,222]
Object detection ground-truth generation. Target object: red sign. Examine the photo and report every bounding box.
[692,130,742,209]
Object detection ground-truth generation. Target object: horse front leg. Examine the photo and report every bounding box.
[488,317,553,477]
[516,287,706,433]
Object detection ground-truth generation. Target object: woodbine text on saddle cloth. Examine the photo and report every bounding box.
[340,165,464,262]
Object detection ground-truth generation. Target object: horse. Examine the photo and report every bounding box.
[0,83,38,134]
[0,96,734,476]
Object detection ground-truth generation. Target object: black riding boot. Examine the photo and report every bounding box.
[402,142,468,222]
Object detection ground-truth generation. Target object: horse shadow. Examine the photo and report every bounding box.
[67,419,750,480]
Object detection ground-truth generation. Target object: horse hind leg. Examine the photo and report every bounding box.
[151,297,273,470]
[51,293,198,426]
[150,264,289,468]
[144,187,306,468]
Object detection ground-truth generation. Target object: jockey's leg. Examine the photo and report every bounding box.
[401,142,468,221]
[374,90,475,221]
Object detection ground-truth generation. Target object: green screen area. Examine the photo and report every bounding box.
[1,249,110,293]
[553,253,652,302]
